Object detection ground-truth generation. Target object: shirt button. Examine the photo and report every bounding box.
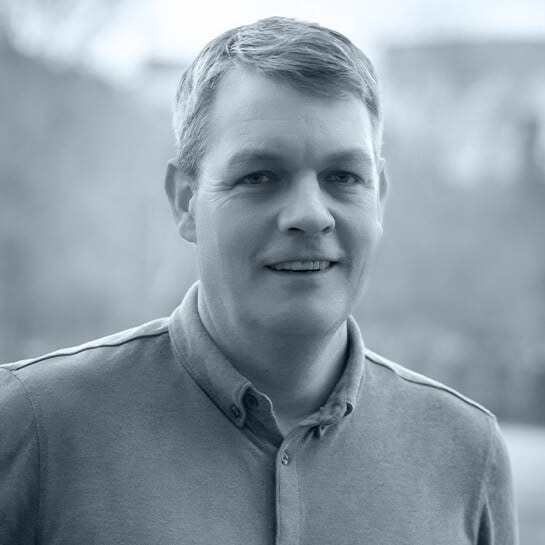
[244,393,258,408]
[281,452,290,465]
[230,404,241,419]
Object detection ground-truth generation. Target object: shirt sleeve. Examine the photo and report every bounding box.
[477,416,519,545]
[0,367,41,545]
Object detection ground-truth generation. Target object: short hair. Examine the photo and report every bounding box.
[173,16,383,181]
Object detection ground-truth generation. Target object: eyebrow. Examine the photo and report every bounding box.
[322,149,375,167]
[226,147,375,169]
[227,149,284,168]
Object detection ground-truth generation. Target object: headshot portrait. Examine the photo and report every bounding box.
[1,2,544,544]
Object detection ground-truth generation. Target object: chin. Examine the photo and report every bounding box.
[251,302,348,338]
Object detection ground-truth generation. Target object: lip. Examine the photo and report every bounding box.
[265,260,338,273]
[265,256,340,266]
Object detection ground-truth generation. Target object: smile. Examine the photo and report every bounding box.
[266,260,334,272]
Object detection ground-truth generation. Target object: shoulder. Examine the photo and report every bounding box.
[1,318,170,391]
[362,349,508,476]
[364,348,493,418]
[0,318,173,458]
[362,348,497,452]
[362,349,516,535]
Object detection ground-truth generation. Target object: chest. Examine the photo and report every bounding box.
[40,419,477,545]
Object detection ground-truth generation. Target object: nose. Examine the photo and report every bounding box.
[277,174,335,235]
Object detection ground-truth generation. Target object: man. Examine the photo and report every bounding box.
[0,16,517,545]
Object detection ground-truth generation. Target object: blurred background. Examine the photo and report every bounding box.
[1,0,544,541]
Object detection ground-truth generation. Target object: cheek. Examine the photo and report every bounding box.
[196,202,257,270]
[336,214,382,288]
[339,203,381,248]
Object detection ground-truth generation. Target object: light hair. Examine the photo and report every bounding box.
[173,16,383,181]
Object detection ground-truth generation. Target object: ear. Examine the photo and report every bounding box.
[164,160,197,244]
[376,157,389,227]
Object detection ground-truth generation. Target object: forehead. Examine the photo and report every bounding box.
[203,68,375,168]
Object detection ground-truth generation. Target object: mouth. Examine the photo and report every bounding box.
[266,260,336,273]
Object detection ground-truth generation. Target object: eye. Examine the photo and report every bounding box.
[325,171,360,185]
[239,172,275,186]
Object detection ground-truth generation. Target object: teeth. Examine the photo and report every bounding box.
[270,260,331,271]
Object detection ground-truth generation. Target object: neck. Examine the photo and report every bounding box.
[198,291,348,427]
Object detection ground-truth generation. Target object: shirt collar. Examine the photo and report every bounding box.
[168,281,367,431]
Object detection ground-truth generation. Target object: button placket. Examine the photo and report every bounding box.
[275,436,302,545]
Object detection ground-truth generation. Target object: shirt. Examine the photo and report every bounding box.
[0,282,518,544]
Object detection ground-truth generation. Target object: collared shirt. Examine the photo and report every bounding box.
[0,282,518,544]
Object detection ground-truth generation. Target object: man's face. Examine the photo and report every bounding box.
[187,68,386,337]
